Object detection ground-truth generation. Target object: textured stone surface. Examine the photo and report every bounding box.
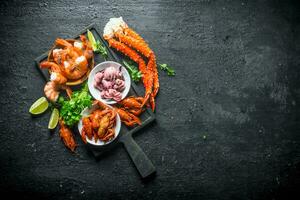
[0,0,300,199]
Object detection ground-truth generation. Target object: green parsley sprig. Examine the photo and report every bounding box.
[58,83,92,127]
[159,63,175,76]
[123,60,142,82]
[94,40,108,59]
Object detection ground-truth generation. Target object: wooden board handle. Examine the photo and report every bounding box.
[121,135,156,178]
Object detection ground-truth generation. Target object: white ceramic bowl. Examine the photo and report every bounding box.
[88,61,131,104]
[78,103,121,146]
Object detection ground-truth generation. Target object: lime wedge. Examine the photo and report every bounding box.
[87,29,97,51]
[29,97,49,115]
[48,108,59,129]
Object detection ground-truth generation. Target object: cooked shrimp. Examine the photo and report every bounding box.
[55,38,73,48]
[44,81,72,102]
[40,61,67,84]
[79,35,93,60]
[56,43,88,80]
[44,81,59,102]
[51,38,92,81]
[63,54,88,80]
[41,37,92,102]
[50,72,67,85]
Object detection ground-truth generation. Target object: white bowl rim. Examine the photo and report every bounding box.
[87,61,131,105]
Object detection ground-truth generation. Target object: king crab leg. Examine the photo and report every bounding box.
[114,30,159,110]
[105,37,153,105]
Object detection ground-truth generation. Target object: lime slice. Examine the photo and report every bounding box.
[48,108,59,129]
[87,29,97,51]
[29,97,49,115]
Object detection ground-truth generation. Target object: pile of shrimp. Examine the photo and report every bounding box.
[93,66,125,101]
[40,36,93,102]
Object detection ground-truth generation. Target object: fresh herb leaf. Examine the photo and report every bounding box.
[58,83,92,127]
[123,60,142,82]
[159,63,175,76]
[87,29,108,60]
[94,40,108,59]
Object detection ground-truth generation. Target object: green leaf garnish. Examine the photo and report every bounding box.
[94,40,108,59]
[58,83,92,127]
[159,63,175,76]
[123,60,142,82]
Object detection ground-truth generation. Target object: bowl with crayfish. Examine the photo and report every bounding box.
[78,101,121,147]
[47,37,95,86]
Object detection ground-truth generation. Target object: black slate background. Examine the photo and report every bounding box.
[0,0,300,199]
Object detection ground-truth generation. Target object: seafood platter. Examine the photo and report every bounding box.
[31,18,175,178]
